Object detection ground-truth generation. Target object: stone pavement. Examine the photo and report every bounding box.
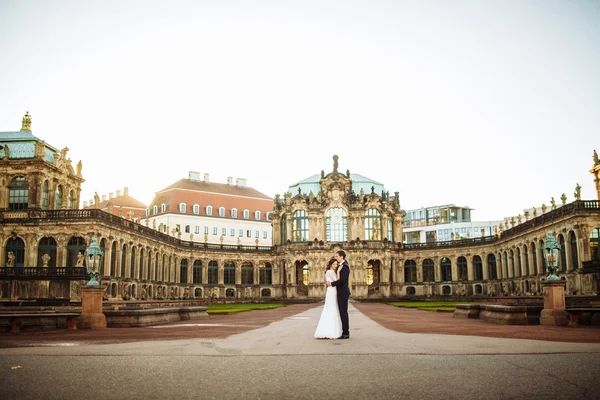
[1,302,600,399]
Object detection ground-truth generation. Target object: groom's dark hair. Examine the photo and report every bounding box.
[336,250,346,259]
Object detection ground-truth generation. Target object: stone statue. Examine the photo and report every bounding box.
[510,217,515,228]
[94,192,100,207]
[118,206,123,217]
[346,169,350,178]
[560,193,567,205]
[274,194,280,207]
[204,233,208,242]
[481,228,485,237]
[152,219,157,230]
[517,214,522,224]
[541,203,547,213]
[524,211,530,221]
[2,144,9,160]
[532,207,537,217]
[550,197,556,210]
[574,183,581,200]
[42,253,50,267]
[333,155,339,172]
[321,170,325,178]
[76,160,82,177]
[593,149,599,166]
[75,251,85,267]
[7,251,15,267]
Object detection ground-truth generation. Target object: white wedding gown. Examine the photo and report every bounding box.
[314,270,343,339]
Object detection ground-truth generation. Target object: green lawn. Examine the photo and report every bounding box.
[206,303,287,315]
[386,301,475,312]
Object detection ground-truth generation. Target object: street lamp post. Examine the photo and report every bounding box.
[80,236,107,329]
[540,230,568,326]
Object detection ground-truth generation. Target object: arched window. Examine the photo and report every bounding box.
[516,248,522,276]
[266,212,272,221]
[37,237,57,267]
[365,209,382,240]
[206,206,212,216]
[280,215,288,243]
[423,259,435,282]
[5,236,26,267]
[120,243,127,278]
[41,180,49,210]
[193,260,202,284]
[193,204,200,214]
[242,262,253,285]
[130,246,136,280]
[558,234,567,272]
[68,190,74,209]
[110,241,117,277]
[260,262,272,285]
[590,228,600,262]
[67,236,87,268]
[55,185,63,210]
[226,288,235,298]
[243,209,249,219]
[224,261,235,285]
[473,255,483,281]
[219,207,225,217]
[569,231,579,269]
[9,176,28,210]
[326,207,347,242]
[254,211,261,220]
[524,244,530,276]
[531,242,537,274]
[441,257,452,282]
[539,239,547,272]
[231,208,237,218]
[457,256,467,280]
[208,260,218,285]
[153,205,158,215]
[179,203,186,213]
[487,254,497,280]
[180,259,188,284]
[509,250,515,277]
[161,203,167,213]
[292,210,309,242]
[404,260,417,283]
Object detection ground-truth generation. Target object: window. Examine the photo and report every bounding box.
[254,211,261,220]
[204,226,209,235]
[180,259,188,284]
[473,256,483,280]
[243,210,249,219]
[255,230,259,238]
[266,212,272,221]
[457,256,467,280]
[441,257,452,282]
[488,254,498,280]
[404,260,417,283]
[206,206,212,216]
[208,260,218,285]
[212,227,217,235]
[260,262,272,285]
[161,203,167,213]
[263,231,267,239]
[193,260,202,284]
[219,207,225,217]
[292,210,309,242]
[68,190,74,209]
[179,203,186,213]
[175,224,181,232]
[242,262,253,285]
[246,230,251,238]
[365,209,382,240]
[9,177,29,210]
[231,209,237,218]
[195,226,200,234]
[221,228,226,236]
[280,216,287,243]
[326,207,347,242]
[185,225,190,233]
[193,204,200,214]
[54,185,62,210]
[224,261,235,285]
[41,181,49,210]
[239,229,243,237]
[153,205,158,215]
[230,228,235,236]
[423,259,435,282]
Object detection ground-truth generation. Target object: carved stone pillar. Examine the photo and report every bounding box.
[482,255,489,280]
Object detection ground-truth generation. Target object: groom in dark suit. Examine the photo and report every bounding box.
[329,250,351,339]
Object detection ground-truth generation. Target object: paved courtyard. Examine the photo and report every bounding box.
[1,302,599,399]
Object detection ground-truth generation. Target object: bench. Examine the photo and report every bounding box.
[0,313,79,334]
[565,308,600,327]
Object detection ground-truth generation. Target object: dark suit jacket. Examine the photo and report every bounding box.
[331,261,351,299]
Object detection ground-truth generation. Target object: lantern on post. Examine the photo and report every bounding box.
[542,231,561,281]
[85,237,104,286]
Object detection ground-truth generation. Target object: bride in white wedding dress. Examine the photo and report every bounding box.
[314,258,343,339]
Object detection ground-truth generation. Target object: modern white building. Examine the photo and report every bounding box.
[403,204,502,243]
[142,172,273,246]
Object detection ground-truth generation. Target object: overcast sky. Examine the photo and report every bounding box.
[1,0,598,221]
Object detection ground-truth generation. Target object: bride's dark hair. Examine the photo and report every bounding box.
[325,258,337,275]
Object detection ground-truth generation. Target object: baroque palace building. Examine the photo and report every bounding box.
[0,112,599,302]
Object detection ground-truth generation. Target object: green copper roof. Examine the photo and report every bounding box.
[288,173,386,196]
[0,130,57,162]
